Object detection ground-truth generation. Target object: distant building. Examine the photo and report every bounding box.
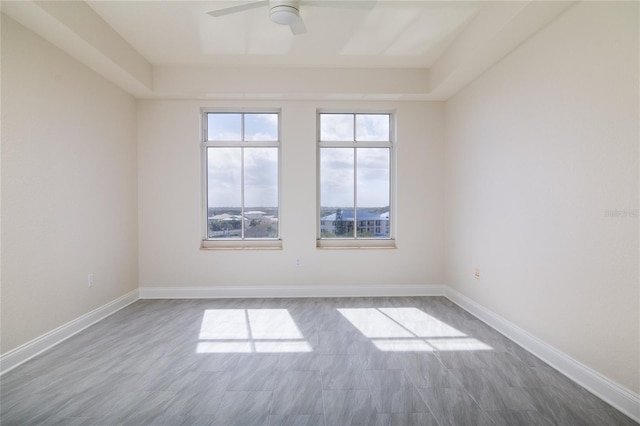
[320,209,389,237]
[208,211,278,238]
[244,211,266,220]
[209,213,243,221]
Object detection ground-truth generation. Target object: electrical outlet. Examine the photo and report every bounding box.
[295,258,301,268]
[474,268,480,280]
[87,274,95,287]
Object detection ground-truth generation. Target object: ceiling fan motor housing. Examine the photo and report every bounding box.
[270,0,300,25]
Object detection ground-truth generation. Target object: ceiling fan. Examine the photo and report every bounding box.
[207,0,375,35]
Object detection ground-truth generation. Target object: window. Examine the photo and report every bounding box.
[318,112,394,248]
[202,111,280,249]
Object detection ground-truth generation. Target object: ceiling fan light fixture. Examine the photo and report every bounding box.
[270,4,299,25]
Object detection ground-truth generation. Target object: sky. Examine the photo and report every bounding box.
[207,113,279,208]
[208,113,278,142]
[320,148,390,208]
[207,113,390,209]
[208,147,278,208]
[320,113,390,142]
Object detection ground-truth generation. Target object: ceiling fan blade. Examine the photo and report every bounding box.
[289,16,308,35]
[300,0,376,10]
[207,1,269,17]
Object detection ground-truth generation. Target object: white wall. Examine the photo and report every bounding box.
[445,1,639,393]
[138,100,444,290]
[1,16,138,354]
[4,0,637,403]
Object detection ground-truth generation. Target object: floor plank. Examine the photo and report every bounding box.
[0,297,636,425]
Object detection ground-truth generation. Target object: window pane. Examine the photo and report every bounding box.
[357,148,390,238]
[245,113,278,141]
[207,147,242,239]
[244,148,279,238]
[320,148,354,238]
[207,113,242,141]
[355,114,390,142]
[320,114,354,141]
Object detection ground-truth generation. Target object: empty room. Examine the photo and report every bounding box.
[1,0,638,425]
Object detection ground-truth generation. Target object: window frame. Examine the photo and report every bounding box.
[316,111,396,249]
[201,109,282,250]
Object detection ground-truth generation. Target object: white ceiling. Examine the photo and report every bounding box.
[85,0,480,69]
[1,0,575,100]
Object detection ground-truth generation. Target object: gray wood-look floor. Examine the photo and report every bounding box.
[1,297,636,426]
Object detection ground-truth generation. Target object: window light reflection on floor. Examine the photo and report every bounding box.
[371,339,435,352]
[338,308,493,352]
[196,309,312,354]
[196,306,493,354]
[427,338,493,351]
[334,308,414,339]
[379,307,466,337]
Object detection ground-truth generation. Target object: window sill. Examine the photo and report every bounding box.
[201,239,282,250]
[316,238,396,249]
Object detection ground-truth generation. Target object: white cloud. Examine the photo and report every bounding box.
[357,148,390,207]
[207,147,278,208]
[320,147,389,208]
[320,148,354,207]
[245,113,278,141]
[356,114,390,141]
[320,114,354,141]
[245,148,278,207]
[207,113,242,141]
[207,148,242,208]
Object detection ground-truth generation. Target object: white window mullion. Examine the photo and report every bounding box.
[353,146,358,239]
[203,146,209,240]
[240,146,246,239]
[352,113,357,142]
[240,113,245,239]
[352,113,357,238]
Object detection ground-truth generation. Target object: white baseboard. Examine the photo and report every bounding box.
[0,289,139,376]
[445,286,640,423]
[139,284,446,299]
